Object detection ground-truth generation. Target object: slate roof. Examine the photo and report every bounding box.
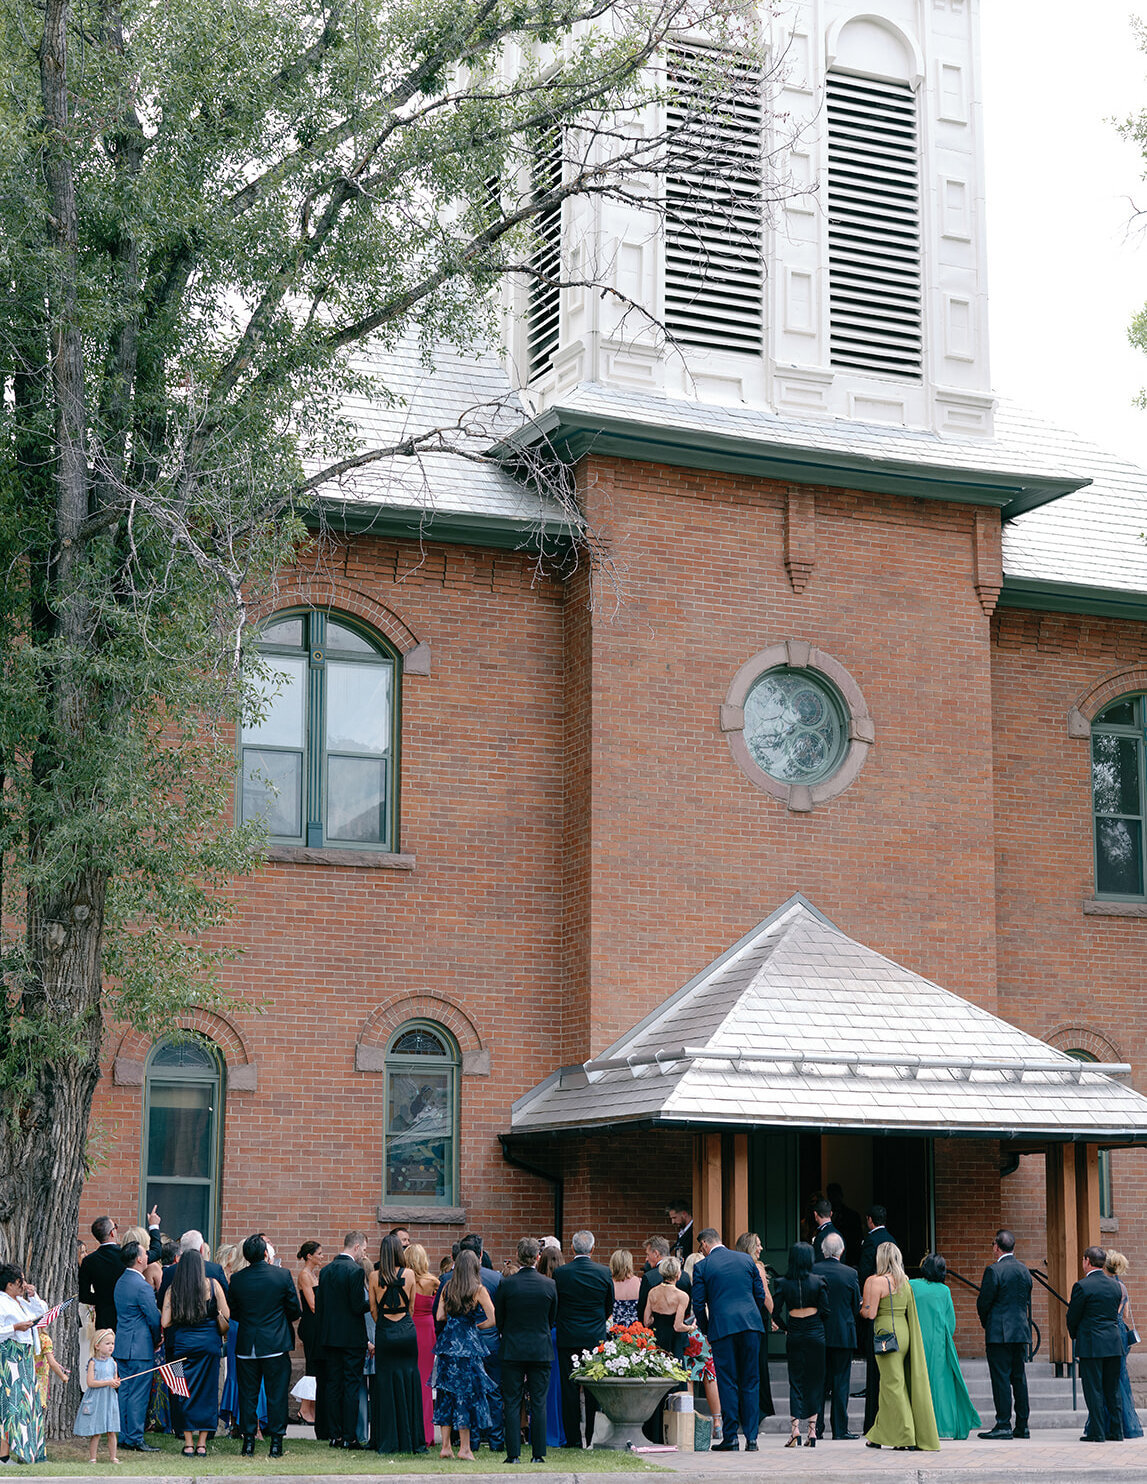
[510,897,1147,1142]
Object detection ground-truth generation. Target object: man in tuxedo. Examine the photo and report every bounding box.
[667,1200,694,1262]
[315,1231,370,1448]
[976,1228,1032,1439]
[811,1199,839,1263]
[113,1241,162,1452]
[692,1226,769,1453]
[496,1237,558,1465]
[79,1211,162,1330]
[554,1229,613,1448]
[227,1233,301,1458]
[636,1236,691,1323]
[1067,1245,1125,1443]
[858,1204,894,1432]
[813,1233,860,1439]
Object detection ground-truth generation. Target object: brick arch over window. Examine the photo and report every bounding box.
[1044,1024,1125,1065]
[1067,667,1147,736]
[112,1010,258,1090]
[253,578,430,674]
[356,994,489,1076]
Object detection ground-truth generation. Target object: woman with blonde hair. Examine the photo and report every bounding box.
[735,1233,776,1428]
[860,1243,938,1451]
[610,1251,641,1327]
[121,1227,162,1290]
[405,1244,439,1446]
[1105,1251,1144,1439]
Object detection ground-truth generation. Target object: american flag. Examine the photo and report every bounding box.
[34,1296,75,1327]
[158,1359,190,1398]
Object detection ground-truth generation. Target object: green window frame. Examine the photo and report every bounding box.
[383,1021,460,1208]
[240,610,400,850]
[142,1039,225,1247]
[1066,1050,1114,1220]
[1092,695,1147,899]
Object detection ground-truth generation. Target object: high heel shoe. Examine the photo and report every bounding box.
[806,1423,817,1448]
[785,1425,802,1448]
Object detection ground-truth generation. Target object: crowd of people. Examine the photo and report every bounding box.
[0,1193,1140,1463]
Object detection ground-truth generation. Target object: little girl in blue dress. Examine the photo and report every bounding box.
[74,1329,120,1463]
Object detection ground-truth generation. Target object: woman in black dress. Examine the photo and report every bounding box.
[161,1250,228,1456]
[294,1241,323,1426]
[367,1234,427,1454]
[774,1241,829,1449]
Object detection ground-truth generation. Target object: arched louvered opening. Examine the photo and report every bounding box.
[526,127,563,379]
[826,72,922,380]
[664,46,765,353]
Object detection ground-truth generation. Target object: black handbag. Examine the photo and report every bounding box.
[872,1277,899,1354]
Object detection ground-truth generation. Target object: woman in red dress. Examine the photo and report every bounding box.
[406,1244,439,1446]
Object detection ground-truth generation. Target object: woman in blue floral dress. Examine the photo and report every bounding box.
[432,1252,497,1461]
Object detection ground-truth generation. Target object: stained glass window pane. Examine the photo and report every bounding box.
[151,1042,216,1070]
[1097,818,1144,897]
[385,1068,453,1204]
[392,1028,449,1057]
[1092,735,1140,817]
[743,670,846,784]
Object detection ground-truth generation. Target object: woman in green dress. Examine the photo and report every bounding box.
[909,1255,980,1439]
[860,1243,939,1452]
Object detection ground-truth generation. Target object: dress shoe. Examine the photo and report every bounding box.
[978,1426,1013,1440]
[745,1440,759,1451]
[126,1442,161,1452]
[503,1457,519,1465]
[1012,1428,1030,1439]
[712,1438,740,1451]
[241,1437,256,1458]
[1081,1435,1104,1442]
[837,1432,860,1440]
[268,1437,284,1459]
[328,1437,342,1448]
[346,1439,363,1450]
[531,1457,546,1465]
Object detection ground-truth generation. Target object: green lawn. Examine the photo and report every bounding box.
[21,1435,665,1476]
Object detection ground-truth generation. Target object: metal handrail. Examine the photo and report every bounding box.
[1032,1268,1077,1411]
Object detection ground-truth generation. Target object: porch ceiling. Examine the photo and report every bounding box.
[510,897,1147,1145]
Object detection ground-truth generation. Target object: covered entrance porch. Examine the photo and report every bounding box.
[508,897,1147,1365]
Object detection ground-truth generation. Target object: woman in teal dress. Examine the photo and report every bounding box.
[860,1243,939,1452]
[908,1255,980,1440]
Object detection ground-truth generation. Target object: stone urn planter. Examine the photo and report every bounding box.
[584,1377,681,1451]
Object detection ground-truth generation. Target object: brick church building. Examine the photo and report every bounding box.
[82,0,1147,1369]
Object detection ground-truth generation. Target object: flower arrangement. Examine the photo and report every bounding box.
[569,1322,690,1382]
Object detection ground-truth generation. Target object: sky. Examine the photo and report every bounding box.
[980,3,1147,465]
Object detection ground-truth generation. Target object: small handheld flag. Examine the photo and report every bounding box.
[158,1359,190,1398]
[34,1296,75,1327]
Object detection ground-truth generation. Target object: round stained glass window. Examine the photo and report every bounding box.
[742,669,847,784]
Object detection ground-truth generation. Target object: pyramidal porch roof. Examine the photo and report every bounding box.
[510,897,1147,1144]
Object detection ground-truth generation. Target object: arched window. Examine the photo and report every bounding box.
[383,1022,460,1207]
[241,610,399,850]
[143,1039,224,1244]
[1065,1050,1114,1221]
[1091,695,1146,898]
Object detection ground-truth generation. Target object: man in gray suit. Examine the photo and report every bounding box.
[114,1240,161,1451]
[813,1232,861,1439]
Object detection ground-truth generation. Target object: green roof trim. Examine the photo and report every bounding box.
[302,502,574,554]
[496,405,1090,517]
[999,576,1147,623]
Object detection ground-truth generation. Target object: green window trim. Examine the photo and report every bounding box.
[141,1038,225,1249]
[1066,1050,1114,1221]
[1091,694,1147,900]
[240,609,401,851]
[383,1021,460,1209]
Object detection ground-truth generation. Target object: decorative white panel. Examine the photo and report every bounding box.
[944,294,974,360]
[941,177,971,239]
[937,62,968,123]
[787,31,813,91]
[785,269,816,334]
[851,392,907,425]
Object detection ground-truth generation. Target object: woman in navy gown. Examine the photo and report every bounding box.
[161,1250,228,1456]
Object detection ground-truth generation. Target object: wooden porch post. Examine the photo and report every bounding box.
[694,1133,723,1236]
[1076,1144,1100,1257]
[723,1133,749,1244]
[1045,1143,1079,1364]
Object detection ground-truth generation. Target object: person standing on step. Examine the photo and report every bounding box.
[1067,1246,1125,1444]
[812,1232,861,1440]
[975,1229,1032,1440]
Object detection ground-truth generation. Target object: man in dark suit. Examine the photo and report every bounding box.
[636,1236,691,1324]
[976,1227,1033,1439]
[158,1231,230,1305]
[1067,1245,1125,1443]
[227,1232,301,1458]
[692,1226,769,1453]
[79,1211,162,1330]
[113,1240,162,1452]
[827,1184,864,1270]
[667,1200,694,1262]
[811,1199,839,1263]
[858,1204,894,1433]
[554,1229,613,1448]
[315,1230,370,1448]
[496,1237,558,1465]
[813,1232,861,1439]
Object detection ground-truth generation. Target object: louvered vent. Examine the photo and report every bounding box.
[665,47,764,353]
[826,72,923,379]
[526,128,563,379]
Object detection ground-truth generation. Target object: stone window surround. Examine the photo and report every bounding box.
[721,641,874,812]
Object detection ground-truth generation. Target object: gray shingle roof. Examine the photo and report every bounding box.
[510,897,1147,1141]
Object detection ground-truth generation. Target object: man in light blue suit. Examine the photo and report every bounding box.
[114,1240,162,1451]
[691,1226,769,1452]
